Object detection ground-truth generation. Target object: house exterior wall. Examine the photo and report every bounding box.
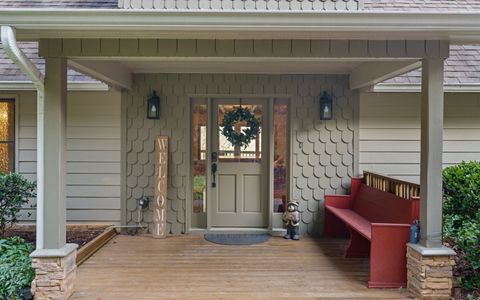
[359,91,480,183]
[125,73,356,235]
[13,89,122,224]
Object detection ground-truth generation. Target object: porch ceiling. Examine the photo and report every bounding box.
[81,57,415,75]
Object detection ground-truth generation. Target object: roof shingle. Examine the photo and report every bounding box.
[364,0,480,11]
[0,0,117,8]
[0,42,97,82]
[385,45,480,85]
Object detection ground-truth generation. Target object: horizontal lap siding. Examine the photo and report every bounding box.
[359,92,480,183]
[17,90,122,224]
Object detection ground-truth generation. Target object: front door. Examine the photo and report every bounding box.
[210,99,268,227]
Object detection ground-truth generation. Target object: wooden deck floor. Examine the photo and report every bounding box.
[72,234,411,300]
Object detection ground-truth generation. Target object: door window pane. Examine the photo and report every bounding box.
[273,101,288,212]
[0,100,15,173]
[192,103,207,213]
[217,104,262,162]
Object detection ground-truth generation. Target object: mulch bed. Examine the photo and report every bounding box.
[4,225,110,249]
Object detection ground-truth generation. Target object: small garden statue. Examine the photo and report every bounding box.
[282,200,300,240]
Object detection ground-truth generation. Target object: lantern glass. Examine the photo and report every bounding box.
[147,91,160,119]
[319,91,333,120]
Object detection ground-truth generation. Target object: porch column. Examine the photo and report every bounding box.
[406,58,455,300]
[419,57,444,249]
[30,56,78,300]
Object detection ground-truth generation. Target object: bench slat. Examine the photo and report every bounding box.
[325,206,372,241]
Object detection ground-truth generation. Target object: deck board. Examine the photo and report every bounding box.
[72,234,411,300]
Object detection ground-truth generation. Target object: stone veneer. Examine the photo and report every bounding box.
[31,246,77,300]
[407,244,456,300]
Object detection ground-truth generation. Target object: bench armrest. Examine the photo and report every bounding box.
[324,195,353,209]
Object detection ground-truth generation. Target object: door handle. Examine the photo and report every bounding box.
[211,163,217,188]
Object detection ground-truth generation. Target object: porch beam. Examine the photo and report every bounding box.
[42,57,68,249]
[419,58,444,248]
[349,60,420,90]
[39,39,449,59]
[68,60,132,90]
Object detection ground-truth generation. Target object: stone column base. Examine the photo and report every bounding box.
[30,244,78,300]
[407,243,456,300]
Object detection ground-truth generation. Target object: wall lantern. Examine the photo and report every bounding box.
[319,91,333,120]
[147,91,160,119]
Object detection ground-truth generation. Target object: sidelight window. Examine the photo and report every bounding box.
[0,99,15,173]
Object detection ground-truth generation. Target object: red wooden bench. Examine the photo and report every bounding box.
[323,177,420,288]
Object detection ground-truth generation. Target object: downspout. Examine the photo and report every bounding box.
[1,26,45,249]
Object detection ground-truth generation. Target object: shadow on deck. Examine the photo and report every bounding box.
[72,234,411,300]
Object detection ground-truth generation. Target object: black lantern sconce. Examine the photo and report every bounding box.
[319,91,333,120]
[147,91,160,119]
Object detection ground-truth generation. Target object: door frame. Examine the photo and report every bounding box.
[209,98,269,228]
[187,94,292,234]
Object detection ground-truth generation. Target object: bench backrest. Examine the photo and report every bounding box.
[352,183,418,224]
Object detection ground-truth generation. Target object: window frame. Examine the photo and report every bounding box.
[0,96,18,173]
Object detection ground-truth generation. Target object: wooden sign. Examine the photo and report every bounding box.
[152,136,168,238]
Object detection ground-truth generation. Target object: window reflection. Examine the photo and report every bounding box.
[273,101,288,213]
[217,104,262,162]
[0,100,15,173]
[192,104,207,213]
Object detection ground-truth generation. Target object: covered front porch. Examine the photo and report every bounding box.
[3,7,478,298]
[72,234,410,300]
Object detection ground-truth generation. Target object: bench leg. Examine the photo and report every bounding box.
[323,209,348,238]
[368,225,410,288]
[344,226,370,258]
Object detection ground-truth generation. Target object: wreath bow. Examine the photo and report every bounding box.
[221,107,260,149]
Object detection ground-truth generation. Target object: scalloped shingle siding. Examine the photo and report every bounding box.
[126,74,355,235]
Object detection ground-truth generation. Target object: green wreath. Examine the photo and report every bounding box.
[221,107,260,148]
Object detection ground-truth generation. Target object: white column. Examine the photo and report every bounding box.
[41,57,67,250]
[419,58,444,248]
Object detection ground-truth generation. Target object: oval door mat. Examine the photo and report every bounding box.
[204,233,271,245]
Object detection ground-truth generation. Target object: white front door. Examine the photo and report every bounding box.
[210,99,268,227]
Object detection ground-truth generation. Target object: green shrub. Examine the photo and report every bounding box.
[0,173,36,237]
[443,161,480,291]
[0,237,35,300]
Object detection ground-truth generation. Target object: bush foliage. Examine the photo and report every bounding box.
[0,173,36,237]
[443,161,480,291]
[0,237,35,300]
